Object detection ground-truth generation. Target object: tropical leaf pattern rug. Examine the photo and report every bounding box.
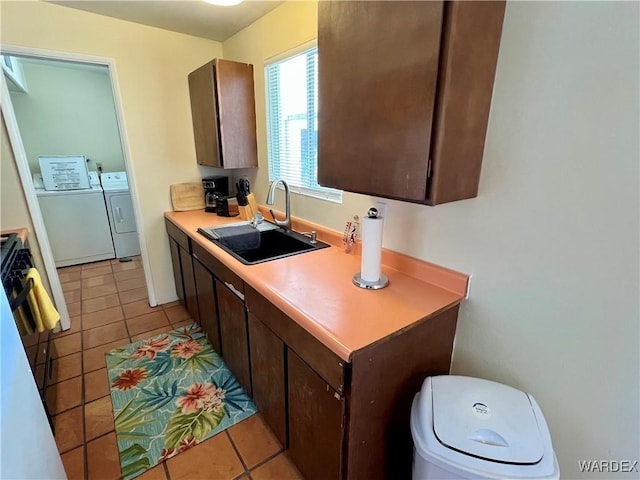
[105,323,257,480]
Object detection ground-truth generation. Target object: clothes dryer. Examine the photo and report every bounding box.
[101,172,140,259]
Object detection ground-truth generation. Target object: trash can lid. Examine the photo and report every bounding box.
[431,376,545,465]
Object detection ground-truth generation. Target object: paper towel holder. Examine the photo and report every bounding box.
[352,272,389,289]
[353,208,389,289]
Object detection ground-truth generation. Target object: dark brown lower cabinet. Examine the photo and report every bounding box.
[288,350,344,480]
[168,238,184,303]
[165,219,460,480]
[344,305,459,479]
[247,287,459,480]
[193,258,221,354]
[178,246,199,323]
[216,279,252,396]
[247,313,287,447]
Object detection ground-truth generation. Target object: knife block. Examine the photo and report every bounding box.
[238,205,253,220]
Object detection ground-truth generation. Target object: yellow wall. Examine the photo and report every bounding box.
[224,1,640,477]
[223,1,359,226]
[1,116,51,294]
[0,0,222,303]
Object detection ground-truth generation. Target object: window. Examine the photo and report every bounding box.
[265,43,342,203]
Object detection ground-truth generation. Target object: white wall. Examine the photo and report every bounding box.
[10,59,125,174]
[1,1,223,304]
[447,3,639,475]
[225,1,639,477]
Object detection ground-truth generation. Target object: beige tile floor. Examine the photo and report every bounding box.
[49,256,303,480]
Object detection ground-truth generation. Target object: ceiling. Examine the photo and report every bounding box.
[50,1,284,42]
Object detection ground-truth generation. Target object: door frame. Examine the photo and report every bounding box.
[0,45,157,330]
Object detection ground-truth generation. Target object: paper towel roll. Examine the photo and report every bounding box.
[361,215,384,283]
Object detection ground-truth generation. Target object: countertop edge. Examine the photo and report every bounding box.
[1,228,29,246]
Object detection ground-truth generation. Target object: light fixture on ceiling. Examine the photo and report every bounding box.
[203,0,244,6]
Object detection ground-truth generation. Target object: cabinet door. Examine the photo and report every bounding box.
[214,59,258,169]
[178,246,199,323]
[288,350,344,480]
[193,258,221,354]
[188,59,258,169]
[248,313,286,447]
[318,1,444,202]
[168,238,184,303]
[216,279,251,396]
[426,1,505,205]
[188,61,221,168]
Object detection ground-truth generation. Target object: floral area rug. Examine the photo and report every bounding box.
[105,323,257,480]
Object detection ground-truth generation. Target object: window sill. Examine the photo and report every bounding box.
[275,184,343,204]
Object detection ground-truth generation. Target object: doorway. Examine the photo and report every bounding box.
[1,46,154,331]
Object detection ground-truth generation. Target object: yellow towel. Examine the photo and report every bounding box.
[11,292,35,336]
[25,268,60,333]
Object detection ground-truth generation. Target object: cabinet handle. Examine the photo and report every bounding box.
[224,281,245,301]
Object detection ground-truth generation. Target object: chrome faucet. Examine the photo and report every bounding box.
[266,179,291,232]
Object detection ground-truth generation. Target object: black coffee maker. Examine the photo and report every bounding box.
[202,176,229,213]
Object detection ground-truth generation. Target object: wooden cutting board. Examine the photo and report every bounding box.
[170,183,205,211]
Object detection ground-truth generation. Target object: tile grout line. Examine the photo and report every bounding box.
[82,263,121,479]
[225,430,250,474]
[246,447,286,476]
[122,308,134,344]
[162,459,172,480]
[51,264,83,469]
[77,267,89,480]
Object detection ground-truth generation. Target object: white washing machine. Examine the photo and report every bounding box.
[35,171,115,267]
[101,171,140,259]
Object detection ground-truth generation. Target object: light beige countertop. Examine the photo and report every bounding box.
[165,209,468,362]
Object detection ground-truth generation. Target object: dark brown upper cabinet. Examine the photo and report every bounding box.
[188,59,258,169]
[318,1,505,205]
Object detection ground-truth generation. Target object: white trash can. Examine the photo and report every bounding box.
[411,376,559,479]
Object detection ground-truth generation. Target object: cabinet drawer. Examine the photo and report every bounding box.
[165,218,190,252]
[245,285,347,394]
[192,241,245,298]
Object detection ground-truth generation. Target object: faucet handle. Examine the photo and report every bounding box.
[250,212,264,228]
[269,208,279,224]
[269,209,287,229]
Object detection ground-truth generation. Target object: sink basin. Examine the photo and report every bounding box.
[198,223,330,265]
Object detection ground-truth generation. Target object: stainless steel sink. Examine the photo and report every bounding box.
[198,222,330,265]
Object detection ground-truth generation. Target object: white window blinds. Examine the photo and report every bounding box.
[265,45,342,203]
